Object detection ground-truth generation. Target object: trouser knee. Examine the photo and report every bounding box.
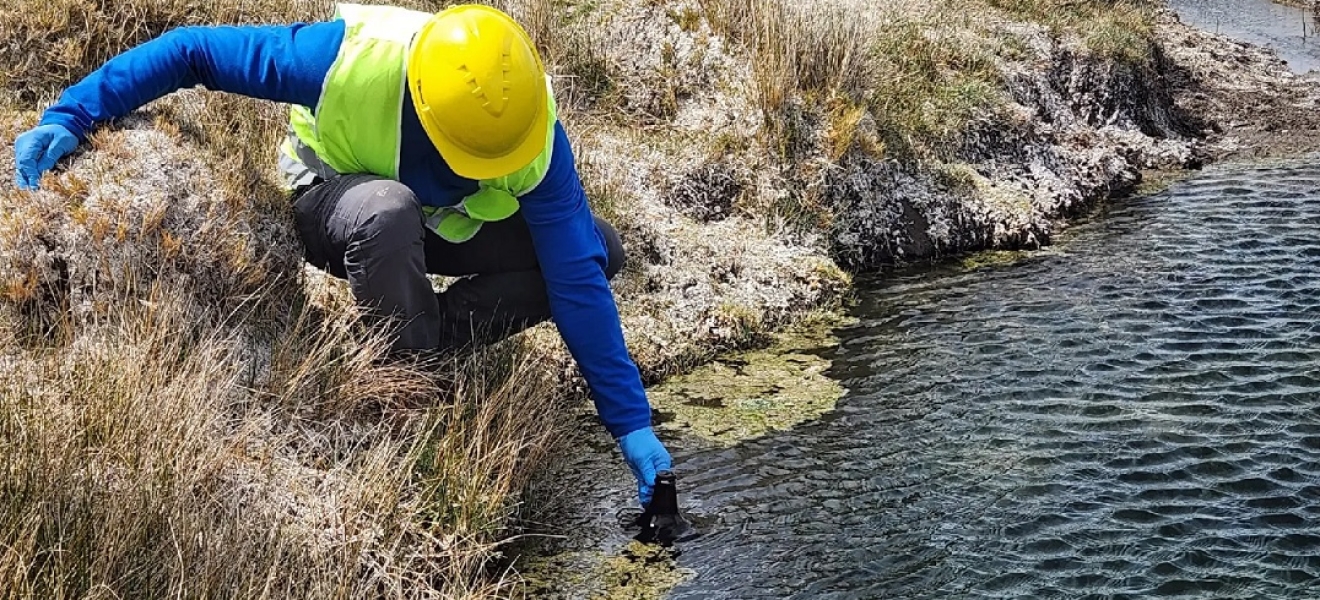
[347,180,424,249]
[293,175,424,278]
[595,217,625,280]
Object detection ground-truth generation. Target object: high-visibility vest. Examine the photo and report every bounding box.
[280,3,557,243]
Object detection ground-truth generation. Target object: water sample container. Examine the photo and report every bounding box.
[634,470,695,545]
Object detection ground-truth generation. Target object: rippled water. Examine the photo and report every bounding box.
[629,163,1320,599]
[1170,0,1320,74]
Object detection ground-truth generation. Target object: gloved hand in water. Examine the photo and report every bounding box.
[14,124,78,190]
[618,427,673,507]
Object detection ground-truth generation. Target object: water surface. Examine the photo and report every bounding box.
[645,162,1320,598]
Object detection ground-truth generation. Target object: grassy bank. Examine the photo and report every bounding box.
[0,0,578,597]
[0,113,566,597]
[0,0,1163,597]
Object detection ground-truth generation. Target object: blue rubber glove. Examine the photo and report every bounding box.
[14,124,79,190]
[617,427,673,507]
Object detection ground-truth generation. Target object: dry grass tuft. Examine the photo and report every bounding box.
[693,0,1156,161]
[0,0,577,597]
[696,0,873,157]
[986,0,1156,63]
[0,284,566,599]
[868,13,1005,159]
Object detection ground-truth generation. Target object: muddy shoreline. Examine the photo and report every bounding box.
[1159,8,1320,160]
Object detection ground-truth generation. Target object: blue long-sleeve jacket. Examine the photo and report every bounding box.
[41,20,653,438]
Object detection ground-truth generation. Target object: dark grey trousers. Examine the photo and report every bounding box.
[292,174,624,352]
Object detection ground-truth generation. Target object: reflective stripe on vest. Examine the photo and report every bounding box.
[282,2,557,243]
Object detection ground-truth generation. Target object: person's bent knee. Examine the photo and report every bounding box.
[594,217,625,280]
[353,180,424,243]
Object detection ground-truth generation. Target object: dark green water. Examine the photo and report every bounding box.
[650,163,1320,598]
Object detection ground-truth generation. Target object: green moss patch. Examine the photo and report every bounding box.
[517,542,693,600]
[957,249,1038,270]
[648,318,850,445]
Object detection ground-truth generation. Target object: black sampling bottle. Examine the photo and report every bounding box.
[633,470,694,545]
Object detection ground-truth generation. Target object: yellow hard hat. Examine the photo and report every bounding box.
[407,5,549,180]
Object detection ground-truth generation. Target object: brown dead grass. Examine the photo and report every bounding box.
[0,0,577,598]
[695,0,1156,160]
[0,284,568,599]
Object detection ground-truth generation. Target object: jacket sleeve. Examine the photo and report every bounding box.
[518,123,654,439]
[40,21,345,139]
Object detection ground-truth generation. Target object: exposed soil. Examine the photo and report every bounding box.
[1158,8,1320,159]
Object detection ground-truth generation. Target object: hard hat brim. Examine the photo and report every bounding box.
[426,98,551,181]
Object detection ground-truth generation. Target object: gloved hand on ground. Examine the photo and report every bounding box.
[618,426,673,507]
[14,124,78,190]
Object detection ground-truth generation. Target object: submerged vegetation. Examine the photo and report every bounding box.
[0,0,1171,596]
[647,324,849,446]
[520,542,691,600]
